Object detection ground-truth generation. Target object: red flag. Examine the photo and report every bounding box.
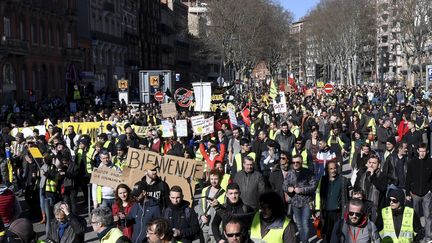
[288,73,298,92]
[241,106,251,126]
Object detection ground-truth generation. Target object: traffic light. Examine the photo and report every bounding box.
[159,74,165,86]
[315,64,325,80]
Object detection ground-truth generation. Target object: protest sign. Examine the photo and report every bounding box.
[161,103,178,118]
[273,92,287,114]
[122,148,204,201]
[29,147,43,159]
[10,125,46,138]
[176,120,188,137]
[227,108,238,127]
[161,120,174,138]
[191,115,205,135]
[203,116,214,135]
[193,82,212,112]
[90,167,124,189]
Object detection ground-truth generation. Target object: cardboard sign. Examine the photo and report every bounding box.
[161,103,178,118]
[176,120,188,137]
[273,92,287,114]
[90,167,124,189]
[122,148,204,202]
[161,120,174,138]
[191,115,205,135]
[29,147,43,159]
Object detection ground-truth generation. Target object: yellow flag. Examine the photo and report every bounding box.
[270,78,278,99]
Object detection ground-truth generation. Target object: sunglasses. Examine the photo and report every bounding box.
[226,232,241,238]
[389,198,399,204]
[280,157,287,160]
[348,212,362,217]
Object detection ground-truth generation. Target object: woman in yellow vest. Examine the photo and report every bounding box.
[250,191,298,243]
[376,188,422,243]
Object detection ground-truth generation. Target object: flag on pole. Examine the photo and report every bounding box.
[241,105,251,126]
[288,73,298,92]
[269,78,278,99]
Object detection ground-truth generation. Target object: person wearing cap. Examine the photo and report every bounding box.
[375,188,423,242]
[126,180,160,243]
[92,150,121,209]
[91,206,130,243]
[3,218,41,243]
[46,201,87,243]
[140,163,170,209]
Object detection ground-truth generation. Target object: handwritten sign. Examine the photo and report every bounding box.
[90,167,124,189]
[29,147,43,159]
[161,103,178,118]
[176,120,188,137]
[122,148,204,201]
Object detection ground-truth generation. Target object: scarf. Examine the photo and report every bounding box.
[58,222,69,240]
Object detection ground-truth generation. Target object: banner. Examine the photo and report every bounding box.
[122,148,204,202]
[176,120,188,137]
[227,108,238,127]
[273,92,287,114]
[203,116,214,135]
[193,82,212,112]
[161,120,174,138]
[191,115,205,135]
[161,103,178,118]
[10,125,46,138]
[90,167,124,189]
[59,121,111,143]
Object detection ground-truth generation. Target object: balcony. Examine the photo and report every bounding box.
[0,38,29,56]
[62,48,84,62]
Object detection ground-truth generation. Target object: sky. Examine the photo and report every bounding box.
[278,0,321,21]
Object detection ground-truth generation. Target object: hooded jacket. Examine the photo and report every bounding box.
[330,212,381,243]
[127,197,160,243]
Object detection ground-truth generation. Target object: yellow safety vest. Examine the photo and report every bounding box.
[220,174,230,191]
[234,152,256,172]
[314,178,322,210]
[45,178,57,193]
[290,126,300,138]
[201,186,225,210]
[73,90,81,100]
[380,206,415,243]
[250,212,290,243]
[86,146,95,174]
[269,130,278,140]
[327,132,345,150]
[292,149,308,168]
[103,140,111,149]
[100,227,124,243]
[112,156,125,169]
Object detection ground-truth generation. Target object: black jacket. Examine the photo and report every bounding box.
[405,157,432,196]
[318,174,350,213]
[62,161,80,190]
[375,206,424,241]
[162,201,199,243]
[211,199,255,242]
[47,213,87,243]
[269,166,286,200]
[141,177,170,210]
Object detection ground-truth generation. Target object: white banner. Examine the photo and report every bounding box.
[203,116,214,135]
[161,120,174,138]
[193,82,212,112]
[227,108,238,126]
[191,115,205,135]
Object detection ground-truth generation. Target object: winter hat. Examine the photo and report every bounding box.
[387,188,405,206]
[386,136,396,146]
[7,218,35,243]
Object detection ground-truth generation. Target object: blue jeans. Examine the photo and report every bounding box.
[292,205,311,243]
[39,188,45,211]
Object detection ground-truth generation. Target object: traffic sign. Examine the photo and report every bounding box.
[118,79,128,91]
[150,76,159,87]
[324,83,334,94]
[316,81,324,88]
[154,91,164,102]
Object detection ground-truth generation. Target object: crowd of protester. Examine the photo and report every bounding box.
[0,83,431,243]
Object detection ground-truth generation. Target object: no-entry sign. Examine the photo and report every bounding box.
[324,83,334,94]
[154,91,164,102]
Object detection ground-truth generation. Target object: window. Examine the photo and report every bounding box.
[21,67,27,90]
[40,22,45,45]
[31,23,37,44]
[19,21,25,40]
[67,32,72,48]
[48,26,53,46]
[3,63,15,84]
[3,17,11,38]
[32,66,37,90]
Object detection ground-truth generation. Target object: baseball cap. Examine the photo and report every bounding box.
[143,163,159,171]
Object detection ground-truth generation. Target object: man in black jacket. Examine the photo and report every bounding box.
[269,151,291,210]
[210,183,255,243]
[141,163,170,209]
[405,143,432,241]
[162,186,199,243]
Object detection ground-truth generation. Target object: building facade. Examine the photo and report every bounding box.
[0,0,83,103]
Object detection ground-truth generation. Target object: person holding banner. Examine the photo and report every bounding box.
[140,163,170,210]
[92,150,121,209]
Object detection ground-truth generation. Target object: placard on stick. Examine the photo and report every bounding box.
[90,167,124,189]
[29,147,43,159]
[161,103,178,118]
